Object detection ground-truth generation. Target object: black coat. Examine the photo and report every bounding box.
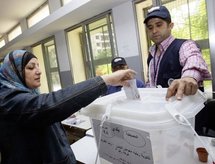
[0,77,107,164]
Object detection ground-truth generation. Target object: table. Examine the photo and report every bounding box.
[71,135,100,164]
[62,114,91,144]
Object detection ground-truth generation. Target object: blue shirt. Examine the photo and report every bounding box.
[105,79,145,95]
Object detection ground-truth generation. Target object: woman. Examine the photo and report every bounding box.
[0,50,136,164]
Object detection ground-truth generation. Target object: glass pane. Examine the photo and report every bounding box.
[202,49,212,92]
[90,26,112,60]
[44,40,62,91]
[67,14,116,79]
[32,44,49,93]
[28,4,50,28]
[67,27,87,83]
[44,40,58,68]
[89,18,107,30]
[8,25,22,41]
[202,49,212,73]
[88,18,113,76]
[0,39,5,48]
[190,1,208,40]
[110,22,117,57]
[51,72,61,91]
[166,0,208,41]
[62,0,72,5]
[95,63,111,76]
[47,45,58,68]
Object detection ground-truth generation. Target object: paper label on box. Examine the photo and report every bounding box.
[92,119,154,164]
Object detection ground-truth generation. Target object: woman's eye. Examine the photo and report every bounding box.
[27,66,34,70]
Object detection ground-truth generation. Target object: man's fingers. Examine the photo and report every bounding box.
[184,82,192,95]
[184,79,198,95]
[166,88,175,100]
[191,84,198,95]
[166,77,198,101]
[166,79,185,100]
[175,82,185,100]
[166,80,178,100]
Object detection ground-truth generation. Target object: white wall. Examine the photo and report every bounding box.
[48,0,61,13]
[112,1,143,80]
[112,1,139,58]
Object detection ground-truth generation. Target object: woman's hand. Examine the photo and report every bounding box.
[101,69,136,86]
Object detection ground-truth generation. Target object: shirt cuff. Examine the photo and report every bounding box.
[182,70,202,83]
[94,76,108,95]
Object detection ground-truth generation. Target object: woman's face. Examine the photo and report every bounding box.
[24,58,41,89]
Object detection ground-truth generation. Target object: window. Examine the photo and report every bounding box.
[32,44,49,93]
[0,39,5,48]
[32,38,61,93]
[67,12,117,83]
[62,0,72,5]
[44,40,61,91]
[85,15,117,77]
[8,25,22,41]
[27,3,50,28]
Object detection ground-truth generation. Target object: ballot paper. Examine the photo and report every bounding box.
[123,79,140,100]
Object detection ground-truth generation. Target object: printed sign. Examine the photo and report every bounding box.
[92,119,154,164]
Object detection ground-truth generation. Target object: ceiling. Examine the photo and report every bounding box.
[0,0,47,38]
[0,0,130,56]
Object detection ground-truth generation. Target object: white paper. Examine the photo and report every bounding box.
[123,79,140,100]
[92,119,153,164]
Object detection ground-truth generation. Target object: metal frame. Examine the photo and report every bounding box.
[206,0,215,98]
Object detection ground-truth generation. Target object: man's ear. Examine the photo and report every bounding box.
[169,22,174,29]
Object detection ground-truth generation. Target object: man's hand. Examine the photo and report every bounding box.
[166,77,198,100]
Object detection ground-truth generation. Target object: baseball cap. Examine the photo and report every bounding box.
[144,6,171,24]
[111,57,127,68]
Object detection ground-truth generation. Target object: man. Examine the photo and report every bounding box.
[144,6,211,100]
[105,57,145,95]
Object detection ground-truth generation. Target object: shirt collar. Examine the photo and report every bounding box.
[149,35,175,55]
[160,35,174,51]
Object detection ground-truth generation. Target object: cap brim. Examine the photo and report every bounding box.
[144,11,169,23]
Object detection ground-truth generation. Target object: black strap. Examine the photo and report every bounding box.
[147,53,153,67]
[9,51,25,84]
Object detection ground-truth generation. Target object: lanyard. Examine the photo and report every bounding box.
[153,46,161,84]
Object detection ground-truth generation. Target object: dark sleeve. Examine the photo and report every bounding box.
[0,76,107,127]
[147,53,153,67]
[136,79,145,88]
[103,85,122,95]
